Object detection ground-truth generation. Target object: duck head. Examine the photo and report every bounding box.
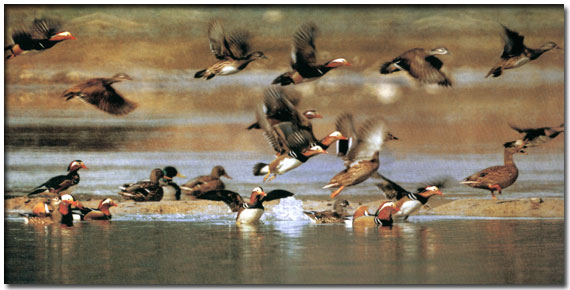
[302,110,323,119]
[540,41,560,51]
[301,145,327,157]
[150,168,166,183]
[320,131,348,147]
[249,51,268,60]
[59,194,83,215]
[67,160,88,172]
[417,185,444,199]
[504,140,527,154]
[385,132,399,141]
[325,58,351,68]
[98,198,118,210]
[49,31,76,41]
[249,186,267,204]
[212,165,232,179]
[430,47,450,55]
[376,201,400,221]
[162,166,186,181]
[111,73,133,82]
[333,199,351,215]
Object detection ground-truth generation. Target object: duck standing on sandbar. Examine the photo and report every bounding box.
[5,18,75,60]
[272,22,351,86]
[195,187,294,224]
[195,20,266,80]
[119,168,165,202]
[28,160,88,197]
[62,73,137,116]
[486,24,560,78]
[461,140,527,199]
[181,166,231,198]
[160,166,185,200]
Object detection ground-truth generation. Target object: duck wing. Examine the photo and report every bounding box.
[263,87,297,123]
[33,18,62,39]
[225,29,251,59]
[335,113,360,158]
[345,119,388,164]
[261,189,294,202]
[407,53,451,86]
[375,173,410,200]
[194,189,245,212]
[208,20,230,60]
[291,22,318,71]
[256,104,289,153]
[500,25,525,59]
[64,79,138,115]
[463,165,513,185]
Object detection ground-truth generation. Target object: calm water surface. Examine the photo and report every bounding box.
[4,218,564,285]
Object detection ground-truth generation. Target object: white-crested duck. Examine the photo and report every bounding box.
[181,166,231,198]
[62,73,137,116]
[486,24,561,78]
[352,202,400,227]
[272,22,351,86]
[509,123,564,147]
[27,160,88,198]
[380,47,452,87]
[5,18,75,60]
[22,194,82,226]
[461,140,527,199]
[195,20,266,80]
[375,174,445,220]
[304,199,351,224]
[323,113,398,198]
[72,198,118,221]
[195,186,294,224]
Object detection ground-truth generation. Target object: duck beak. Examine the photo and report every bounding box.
[175,172,186,178]
[224,173,232,179]
[72,201,84,209]
[110,202,118,207]
[313,113,323,119]
[345,62,352,66]
[81,164,89,170]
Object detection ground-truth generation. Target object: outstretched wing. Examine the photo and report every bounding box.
[261,189,294,202]
[256,104,287,153]
[81,84,138,116]
[208,20,229,59]
[407,54,451,86]
[194,189,245,212]
[346,118,388,163]
[375,173,410,200]
[226,29,251,59]
[500,24,525,59]
[33,18,61,39]
[335,113,360,158]
[291,22,318,70]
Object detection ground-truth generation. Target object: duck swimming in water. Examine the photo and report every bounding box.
[72,198,118,221]
[272,22,351,86]
[352,202,400,227]
[62,73,137,116]
[195,20,266,80]
[196,187,294,224]
[5,18,75,60]
[304,199,352,224]
[486,24,561,78]
[28,160,88,198]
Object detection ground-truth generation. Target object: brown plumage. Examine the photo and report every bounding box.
[380,47,451,87]
[195,20,266,80]
[181,166,232,197]
[119,168,165,202]
[272,22,351,86]
[22,194,81,226]
[486,25,560,78]
[62,73,137,115]
[352,202,399,227]
[73,198,118,221]
[461,140,527,199]
[323,113,398,199]
[303,199,351,224]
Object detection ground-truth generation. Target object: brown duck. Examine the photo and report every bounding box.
[323,113,398,198]
[195,20,266,80]
[272,22,351,86]
[62,73,137,115]
[509,123,564,147]
[6,18,75,60]
[461,140,527,199]
[303,199,351,224]
[72,198,118,221]
[380,47,451,87]
[119,168,165,202]
[486,25,560,78]
[352,202,400,227]
[181,166,232,197]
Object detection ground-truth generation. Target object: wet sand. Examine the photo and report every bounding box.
[5,195,563,219]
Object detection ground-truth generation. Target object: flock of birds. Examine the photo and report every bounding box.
[9,17,563,227]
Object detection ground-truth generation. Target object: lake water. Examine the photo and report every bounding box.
[4,217,564,284]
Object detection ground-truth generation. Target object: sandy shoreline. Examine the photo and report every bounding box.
[4,195,564,219]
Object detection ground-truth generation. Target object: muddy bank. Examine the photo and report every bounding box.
[4,196,563,219]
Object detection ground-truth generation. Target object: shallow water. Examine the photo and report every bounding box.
[4,217,564,284]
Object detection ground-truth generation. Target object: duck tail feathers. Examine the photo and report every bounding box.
[253,163,268,176]
[271,74,293,86]
[194,69,207,79]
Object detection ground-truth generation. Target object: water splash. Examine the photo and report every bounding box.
[264,197,308,222]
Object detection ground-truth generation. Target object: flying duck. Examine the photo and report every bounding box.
[380,47,452,87]
[323,113,398,198]
[181,165,231,198]
[195,20,266,80]
[160,166,185,201]
[246,87,322,130]
[119,168,165,202]
[5,18,75,60]
[303,199,351,224]
[27,160,88,197]
[486,25,560,78]
[272,22,351,86]
[509,123,564,147]
[62,73,137,115]
[375,174,445,220]
[351,202,400,227]
[195,186,294,224]
[72,198,118,221]
[461,140,527,199]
